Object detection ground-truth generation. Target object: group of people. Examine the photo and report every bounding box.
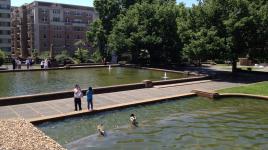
[11,57,33,70]
[40,59,50,69]
[73,84,93,111]
[72,84,138,136]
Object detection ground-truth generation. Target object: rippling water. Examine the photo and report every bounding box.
[0,67,187,97]
[38,97,268,149]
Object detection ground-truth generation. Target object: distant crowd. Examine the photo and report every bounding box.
[11,57,51,70]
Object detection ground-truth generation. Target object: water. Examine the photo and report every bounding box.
[0,67,187,97]
[38,97,268,149]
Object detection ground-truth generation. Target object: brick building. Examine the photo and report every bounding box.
[0,0,11,52]
[11,1,96,58]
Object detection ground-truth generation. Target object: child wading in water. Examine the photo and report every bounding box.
[86,87,93,111]
[130,114,138,127]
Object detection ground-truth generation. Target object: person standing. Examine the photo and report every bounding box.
[40,60,44,69]
[44,59,48,69]
[11,58,16,70]
[73,84,83,111]
[16,59,21,70]
[25,58,30,69]
[86,87,93,111]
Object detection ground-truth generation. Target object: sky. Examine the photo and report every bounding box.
[11,0,198,7]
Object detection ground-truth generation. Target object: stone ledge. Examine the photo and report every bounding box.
[29,93,196,125]
[191,89,220,99]
[219,93,268,100]
[0,76,208,106]
[0,119,65,150]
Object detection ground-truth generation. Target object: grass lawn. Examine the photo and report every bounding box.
[218,81,268,96]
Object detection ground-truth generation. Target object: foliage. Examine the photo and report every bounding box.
[74,48,90,63]
[90,50,102,63]
[0,50,5,66]
[87,0,268,70]
[38,51,50,60]
[109,1,182,64]
[55,51,76,64]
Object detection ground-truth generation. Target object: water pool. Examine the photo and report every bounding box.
[0,67,187,97]
[38,97,268,149]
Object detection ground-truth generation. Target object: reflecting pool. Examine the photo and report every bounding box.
[39,97,268,149]
[0,67,187,97]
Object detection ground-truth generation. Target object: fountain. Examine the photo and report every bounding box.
[108,65,112,70]
[162,72,168,80]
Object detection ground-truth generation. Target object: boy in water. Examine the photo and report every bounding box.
[97,124,105,136]
[130,114,138,127]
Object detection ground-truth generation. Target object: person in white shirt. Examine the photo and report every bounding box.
[73,84,83,111]
[40,60,44,69]
[44,59,48,69]
[25,58,30,69]
[130,114,138,127]
[16,59,21,69]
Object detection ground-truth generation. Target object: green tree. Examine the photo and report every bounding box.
[55,50,76,64]
[0,50,5,66]
[74,40,89,63]
[109,1,182,64]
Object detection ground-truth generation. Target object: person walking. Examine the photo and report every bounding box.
[86,87,93,111]
[73,84,83,111]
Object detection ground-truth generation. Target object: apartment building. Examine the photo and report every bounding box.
[11,1,96,58]
[0,0,11,52]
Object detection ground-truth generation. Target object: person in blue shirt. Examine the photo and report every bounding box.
[86,87,93,111]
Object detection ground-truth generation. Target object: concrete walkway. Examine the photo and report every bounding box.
[0,80,243,121]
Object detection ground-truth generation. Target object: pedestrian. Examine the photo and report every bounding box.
[25,58,30,69]
[40,60,44,69]
[44,59,48,69]
[86,87,93,111]
[16,59,21,70]
[73,84,83,111]
[11,58,16,70]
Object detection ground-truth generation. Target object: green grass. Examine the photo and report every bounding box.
[218,81,268,96]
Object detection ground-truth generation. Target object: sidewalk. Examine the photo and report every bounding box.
[0,80,243,122]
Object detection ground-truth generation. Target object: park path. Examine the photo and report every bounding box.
[0,80,243,121]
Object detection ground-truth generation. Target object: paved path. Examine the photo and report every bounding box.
[0,80,244,121]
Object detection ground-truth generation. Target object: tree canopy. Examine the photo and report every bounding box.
[87,0,268,71]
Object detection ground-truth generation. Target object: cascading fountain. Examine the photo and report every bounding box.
[108,65,112,70]
[162,72,168,80]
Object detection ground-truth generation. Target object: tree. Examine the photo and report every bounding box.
[55,50,76,64]
[109,1,182,64]
[74,40,89,63]
[0,50,5,66]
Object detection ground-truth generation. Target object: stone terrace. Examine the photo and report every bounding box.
[0,80,243,122]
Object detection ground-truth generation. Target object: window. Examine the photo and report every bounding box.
[0,22,10,27]
[76,35,80,39]
[53,9,60,14]
[0,4,10,9]
[0,30,10,35]
[52,17,60,22]
[43,34,46,38]
[42,17,48,22]
[66,35,69,39]
[0,13,10,18]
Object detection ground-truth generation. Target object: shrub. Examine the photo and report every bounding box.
[0,50,5,66]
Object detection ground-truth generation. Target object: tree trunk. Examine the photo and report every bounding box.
[232,58,237,73]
